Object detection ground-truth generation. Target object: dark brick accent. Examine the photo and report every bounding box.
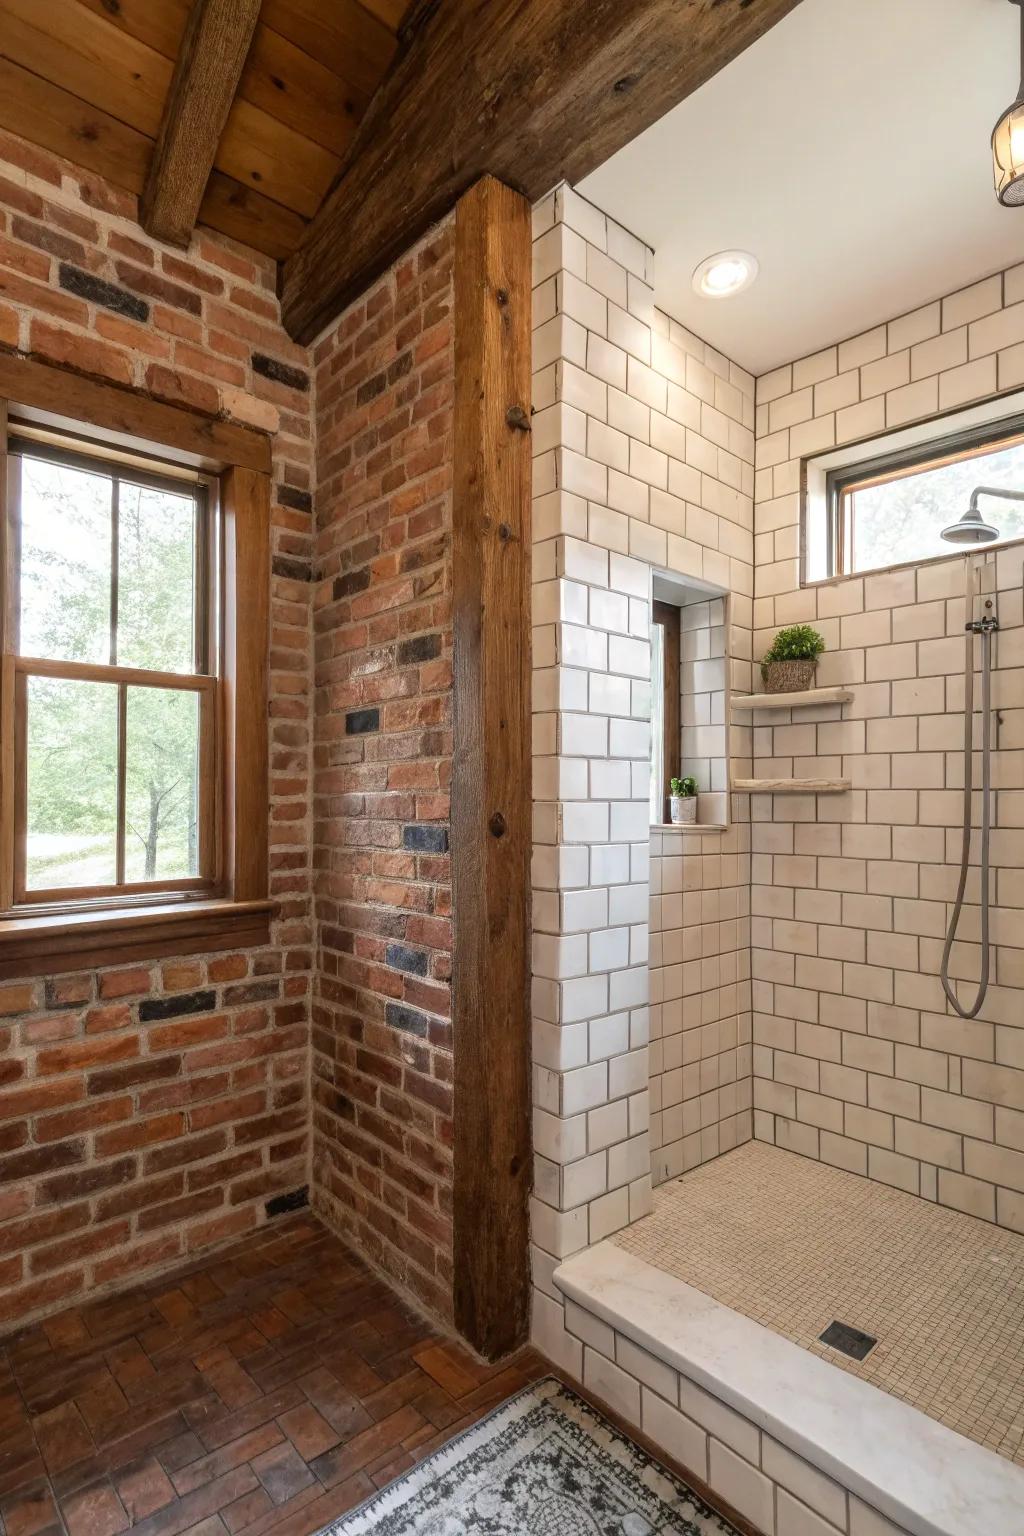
[397,633,442,665]
[345,708,379,735]
[384,1002,429,1038]
[58,264,148,322]
[385,943,429,977]
[139,990,216,1023]
[252,353,309,392]
[276,484,312,513]
[355,371,386,407]
[402,824,449,853]
[333,567,371,600]
[273,554,311,582]
[265,1184,309,1217]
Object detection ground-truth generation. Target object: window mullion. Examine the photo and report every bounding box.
[115,680,126,888]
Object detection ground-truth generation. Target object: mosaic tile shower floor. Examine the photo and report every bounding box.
[615,1142,1024,1464]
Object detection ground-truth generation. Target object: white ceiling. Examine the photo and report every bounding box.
[580,0,1024,377]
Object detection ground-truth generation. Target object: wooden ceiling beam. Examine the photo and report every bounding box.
[280,0,803,344]
[140,0,262,249]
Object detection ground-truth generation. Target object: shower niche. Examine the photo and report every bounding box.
[649,572,731,832]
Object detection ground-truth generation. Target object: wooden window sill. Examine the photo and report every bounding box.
[0,898,275,980]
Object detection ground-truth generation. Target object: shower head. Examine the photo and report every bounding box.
[940,483,1024,546]
[940,506,1001,545]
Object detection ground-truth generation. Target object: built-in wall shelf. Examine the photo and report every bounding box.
[732,687,853,711]
[652,822,727,835]
[732,777,851,795]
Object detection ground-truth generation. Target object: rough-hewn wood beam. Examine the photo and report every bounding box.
[450,177,532,1361]
[281,0,802,343]
[141,0,261,248]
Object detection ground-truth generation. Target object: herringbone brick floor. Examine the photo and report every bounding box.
[0,1214,546,1536]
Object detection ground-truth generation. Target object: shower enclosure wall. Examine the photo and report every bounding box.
[530,188,756,1359]
[530,183,1024,1374]
[752,303,1024,1227]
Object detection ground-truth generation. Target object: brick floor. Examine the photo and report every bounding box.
[0,1214,547,1536]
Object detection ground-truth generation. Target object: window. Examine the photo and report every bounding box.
[810,414,1024,580]
[0,352,272,978]
[649,599,680,825]
[2,434,217,908]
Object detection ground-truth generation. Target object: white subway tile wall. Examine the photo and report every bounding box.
[752,262,1024,1231]
[530,185,755,1327]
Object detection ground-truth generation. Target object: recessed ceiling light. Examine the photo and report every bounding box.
[691,250,759,299]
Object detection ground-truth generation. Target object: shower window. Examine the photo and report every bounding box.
[807,412,1024,580]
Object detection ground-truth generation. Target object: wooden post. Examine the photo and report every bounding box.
[451,176,532,1360]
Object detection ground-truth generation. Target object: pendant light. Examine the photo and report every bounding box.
[994,0,1024,205]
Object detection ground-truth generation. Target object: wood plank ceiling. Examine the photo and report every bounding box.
[0,0,405,260]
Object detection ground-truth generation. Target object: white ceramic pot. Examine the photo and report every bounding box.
[670,795,697,824]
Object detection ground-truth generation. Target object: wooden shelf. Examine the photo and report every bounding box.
[732,687,853,711]
[732,777,851,795]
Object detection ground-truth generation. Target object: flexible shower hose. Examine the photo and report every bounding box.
[940,614,993,1021]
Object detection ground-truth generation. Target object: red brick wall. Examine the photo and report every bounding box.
[0,132,314,1332]
[311,218,456,1322]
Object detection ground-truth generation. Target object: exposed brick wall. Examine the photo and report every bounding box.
[0,131,315,1332]
[311,217,456,1323]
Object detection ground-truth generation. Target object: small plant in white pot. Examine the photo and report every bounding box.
[760,623,826,694]
[669,776,698,824]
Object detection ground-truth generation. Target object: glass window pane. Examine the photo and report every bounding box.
[26,677,118,890]
[124,687,200,883]
[117,480,199,673]
[18,455,112,664]
[847,437,1024,574]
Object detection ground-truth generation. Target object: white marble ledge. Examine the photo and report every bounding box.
[553,1241,1024,1536]
[650,822,727,836]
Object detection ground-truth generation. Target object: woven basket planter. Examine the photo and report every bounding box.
[762,657,816,694]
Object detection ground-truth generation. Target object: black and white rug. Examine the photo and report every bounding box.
[329,1377,740,1535]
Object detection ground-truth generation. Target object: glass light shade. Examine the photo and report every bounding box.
[993,96,1024,205]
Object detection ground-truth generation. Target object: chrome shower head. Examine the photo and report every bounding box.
[940,505,1001,545]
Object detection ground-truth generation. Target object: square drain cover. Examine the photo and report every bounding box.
[819,1320,876,1360]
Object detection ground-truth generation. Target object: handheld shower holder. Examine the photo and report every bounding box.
[966,615,999,634]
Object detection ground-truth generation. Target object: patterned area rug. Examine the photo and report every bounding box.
[329,1377,739,1535]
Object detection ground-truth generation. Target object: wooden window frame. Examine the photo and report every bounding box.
[651,598,680,826]
[0,354,273,978]
[825,416,1024,578]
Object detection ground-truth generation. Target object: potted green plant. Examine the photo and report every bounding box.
[760,624,826,694]
[669,775,698,824]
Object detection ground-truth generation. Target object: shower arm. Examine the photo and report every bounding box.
[968,484,1024,514]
